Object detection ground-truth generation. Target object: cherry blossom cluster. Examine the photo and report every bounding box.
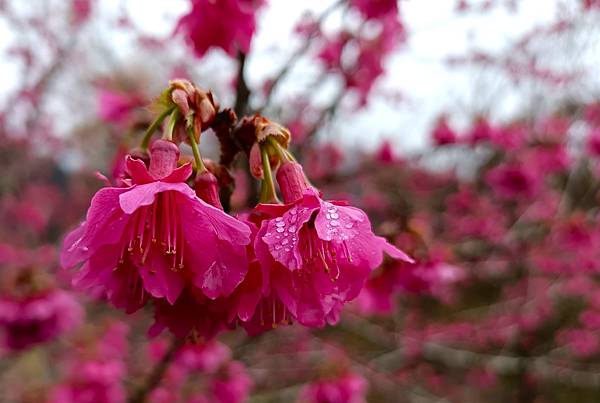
[61,79,412,339]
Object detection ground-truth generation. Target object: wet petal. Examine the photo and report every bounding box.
[314,203,369,243]
[262,204,317,270]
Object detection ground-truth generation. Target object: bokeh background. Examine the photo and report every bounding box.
[2,0,600,402]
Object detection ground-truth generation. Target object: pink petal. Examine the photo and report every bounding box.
[181,193,251,245]
[118,182,195,214]
[126,156,154,184]
[262,204,317,270]
[191,237,249,299]
[377,236,414,263]
[162,162,193,183]
[179,196,250,298]
[314,203,370,243]
[254,223,274,294]
[61,187,130,268]
[138,249,185,304]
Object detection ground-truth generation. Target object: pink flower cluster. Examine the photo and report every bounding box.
[61,85,412,339]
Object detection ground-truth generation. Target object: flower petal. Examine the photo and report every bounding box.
[262,204,317,270]
[138,249,185,305]
[162,162,193,183]
[118,182,195,214]
[126,156,154,184]
[314,203,370,243]
[61,187,130,268]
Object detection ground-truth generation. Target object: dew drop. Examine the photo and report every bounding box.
[282,239,289,245]
[330,213,339,219]
[276,227,285,233]
[276,221,285,227]
[275,217,283,222]
[288,225,296,232]
[275,244,282,250]
[328,207,337,213]
[344,223,354,229]
[326,214,331,219]
[330,220,340,227]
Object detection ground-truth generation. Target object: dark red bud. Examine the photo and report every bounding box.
[194,170,223,210]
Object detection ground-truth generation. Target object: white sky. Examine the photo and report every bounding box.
[1,0,598,155]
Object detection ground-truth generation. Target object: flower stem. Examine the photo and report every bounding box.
[259,144,279,204]
[267,137,291,162]
[187,126,207,175]
[163,108,180,142]
[141,107,175,150]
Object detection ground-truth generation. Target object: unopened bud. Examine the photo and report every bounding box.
[149,140,180,179]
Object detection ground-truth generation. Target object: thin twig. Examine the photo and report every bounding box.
[127,337,184,403]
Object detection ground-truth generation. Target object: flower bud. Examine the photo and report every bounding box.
[149,140,180,179]
[195,170,223,210]
[276,161,309,204]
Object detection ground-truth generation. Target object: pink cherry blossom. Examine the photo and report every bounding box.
[176,0,264,58]
[251,162,412,327]
[61,140,251,314]
[431,116,457,146]
[486,162,540,200]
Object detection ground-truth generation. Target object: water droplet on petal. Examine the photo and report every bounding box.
[282,239,289,245]
[330,220,340,227]
[326,214,331,219]
[276,221,285,227]
[275,244,282,250]
[275,217,283,222]
[288,225,296,232]
[345,223,354,229]
[276,227,285,233]
[330,213,339,219]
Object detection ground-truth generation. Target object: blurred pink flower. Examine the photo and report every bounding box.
[50,322,128,403]
[351,0,398,20]
[209,361,253,403]
[587,127,600,157]
[0,289,82,351]
[486,162,540,200]
[176,0,264,58]
[556,328,599,358]
[97,88,144,125]
[431,116,457,146]
[298,372,367,403]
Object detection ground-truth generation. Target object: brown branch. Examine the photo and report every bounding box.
[234,51,251,118]
[127,337,184,403]
[257,0,346,113]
